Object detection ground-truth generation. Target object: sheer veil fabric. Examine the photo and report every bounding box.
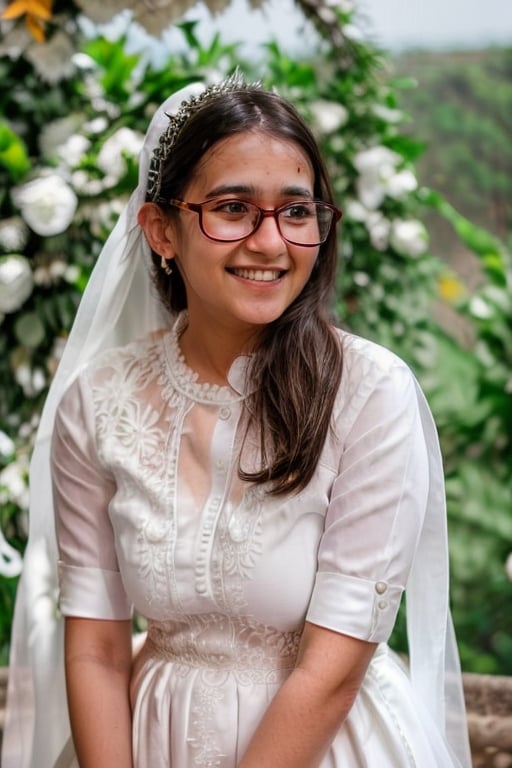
[2,83,204,768]
[1,82,471,768]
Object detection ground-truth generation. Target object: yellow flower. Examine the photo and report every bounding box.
[438,274,465,303]
[1,0,53,43]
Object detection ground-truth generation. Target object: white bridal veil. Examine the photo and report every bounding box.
[1,82,204,768]
[1,81,471,768]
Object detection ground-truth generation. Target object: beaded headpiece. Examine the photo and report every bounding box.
[147,71,261,202]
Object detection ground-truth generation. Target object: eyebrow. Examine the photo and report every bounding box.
[205,184,314,199]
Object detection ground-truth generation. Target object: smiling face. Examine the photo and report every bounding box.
[163,130,319,346]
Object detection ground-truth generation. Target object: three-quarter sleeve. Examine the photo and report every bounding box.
[51,373,132,620]
[306,357,429,643]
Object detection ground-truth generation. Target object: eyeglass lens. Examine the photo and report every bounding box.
[201,201,334,245]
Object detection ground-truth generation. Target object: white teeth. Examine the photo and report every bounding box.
[231,268,281,282]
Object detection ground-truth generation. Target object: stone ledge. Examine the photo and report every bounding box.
[464,673,512,768]
[0,668,511,764]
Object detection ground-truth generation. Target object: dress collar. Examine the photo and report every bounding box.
[162,313,256,403]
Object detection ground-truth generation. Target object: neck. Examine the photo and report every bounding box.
[178,317,260,385]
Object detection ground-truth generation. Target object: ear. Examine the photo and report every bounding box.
[137,203,176,260]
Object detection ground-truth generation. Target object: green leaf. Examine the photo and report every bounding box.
[0,122,30,181]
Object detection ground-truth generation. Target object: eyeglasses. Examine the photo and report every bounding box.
[166,198,342,246]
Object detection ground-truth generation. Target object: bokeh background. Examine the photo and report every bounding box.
[0,0,510,682]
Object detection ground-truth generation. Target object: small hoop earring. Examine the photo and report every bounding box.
[160,255,173,276]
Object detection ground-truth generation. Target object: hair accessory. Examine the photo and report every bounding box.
[160,255,172,276]
[147,70,260,202]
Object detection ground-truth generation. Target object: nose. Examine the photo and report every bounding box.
[244,211,286,253]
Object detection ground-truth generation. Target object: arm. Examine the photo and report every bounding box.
[52,376,134,765]
[65,616,133,768]
[239,621,376,768]
[241,356,429,766]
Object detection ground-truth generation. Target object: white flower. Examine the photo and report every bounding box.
[0,431,15,458]
[83,116,109,134]
[505,553,512,581]
[469,296,493,319]
[390,219,428,258]
[385,169,418,199]
[0,254,33,313]
[353,146,401,210]
[0,216,29,251]
[12,174,78,236]
[367,212,391,251]
[14,363,46,397]
[0,454,29,512]
[354,146,417,209]
[54,133,91,168]
[345,199,369,222]
[71,171,105,196]
[310,100,349,134]
[372,104,405,124]
[97,127,145,185]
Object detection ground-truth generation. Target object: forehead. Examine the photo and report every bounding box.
[187,130,315,197]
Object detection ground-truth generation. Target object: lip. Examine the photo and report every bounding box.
[226,267,287,283]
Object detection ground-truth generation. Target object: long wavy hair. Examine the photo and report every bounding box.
[147,86,343,495]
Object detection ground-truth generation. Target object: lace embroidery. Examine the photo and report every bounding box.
[88,316,265,615]
[162,313,247,405]
[147,613,301,681]
[219,487,265,579]
[188,682,226,768]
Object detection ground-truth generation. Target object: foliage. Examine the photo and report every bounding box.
[394,47,512,244]
[0,2,510,673]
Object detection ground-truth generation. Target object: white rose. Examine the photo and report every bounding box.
[390,219,428,258]
[58,134,91,168]
[97,127,145,185]
[353,146,401,210]
[0,254,34,313]
[353,146,401,173]
[385,169,418,199]
[310,100,349,134]
[12,174,78,236]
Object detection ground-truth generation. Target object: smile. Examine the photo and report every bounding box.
[229,268,283,282]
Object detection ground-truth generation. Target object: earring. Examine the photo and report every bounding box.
[160,255,173,276]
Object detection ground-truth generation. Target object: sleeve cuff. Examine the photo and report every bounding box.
[306,570,403,643]
[58,562,132,620]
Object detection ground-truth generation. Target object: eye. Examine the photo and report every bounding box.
[281,202,316,221]
[210,199,251,216]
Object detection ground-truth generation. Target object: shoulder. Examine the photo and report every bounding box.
[334,326,410,380]
[331,326,418,428]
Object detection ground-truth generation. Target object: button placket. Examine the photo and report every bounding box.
[194,401,240,599]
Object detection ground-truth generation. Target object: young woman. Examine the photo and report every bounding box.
[3,75,471,768]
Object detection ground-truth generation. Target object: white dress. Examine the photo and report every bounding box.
[51,314,466,767]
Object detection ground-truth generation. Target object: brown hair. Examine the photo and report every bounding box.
[148,86,342,495]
